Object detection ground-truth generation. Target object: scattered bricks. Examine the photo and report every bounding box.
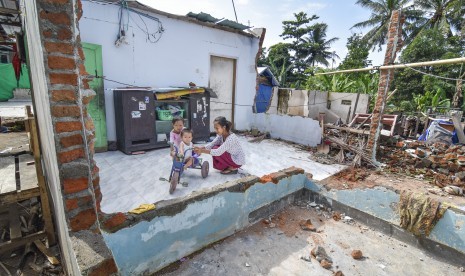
[444,153,457,162]
[40,10,71,25]
[57,27,73,40]
[55,121,82,133]
[396,141,404,148]
[69,208,97,231]
[52,105,81,118]
[48,55,76,70]
[65,198,79,211]
[456,171,465,181]
[446,145,461,153]
[299,219,316,232]
[421,158,432,168]
[332,212,342,221]
[415,148,426,158]
[59,148,85,163]
[63,177,88,194]
[88,259,118,276]
[458,155,465,166]
[320,259,332,269]
[45,42,74,55]
[49,73,78,86]
[334,271,344,276]
[51,89,77,103]
[103,213,127,230]
[449,162,460,173]
[60,134,84,148]
[351,250,363,260]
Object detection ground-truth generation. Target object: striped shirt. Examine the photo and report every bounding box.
[205,133,245,165]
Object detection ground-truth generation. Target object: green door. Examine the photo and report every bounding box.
[82,42,107,152]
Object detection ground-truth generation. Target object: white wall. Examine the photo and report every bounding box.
[251,113,321,146]
[328,92,370,123]
[80,1,259,140]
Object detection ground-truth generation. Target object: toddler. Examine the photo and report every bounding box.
[179,128,194,170]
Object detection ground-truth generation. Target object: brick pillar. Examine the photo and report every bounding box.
[36,0,117,274]
[367,10,404,159]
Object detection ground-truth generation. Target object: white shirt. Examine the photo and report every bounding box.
[180,141,193,159]
[205,133,245,165]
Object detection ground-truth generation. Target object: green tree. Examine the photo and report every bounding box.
[339,33,372,70]
[352,0,424,51]
[301,23,340,67]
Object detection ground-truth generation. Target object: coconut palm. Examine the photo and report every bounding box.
[302,23,340,67]
[413,0,465,35]
[352,0,424,51]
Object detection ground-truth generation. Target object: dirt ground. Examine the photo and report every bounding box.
[320,168,465,209]
[157,205,461,276]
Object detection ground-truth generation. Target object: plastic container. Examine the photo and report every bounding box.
[156,109,184,121]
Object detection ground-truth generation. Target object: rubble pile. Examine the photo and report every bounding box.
[380,140,465,196]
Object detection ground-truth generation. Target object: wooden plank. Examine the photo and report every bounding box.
[18,154,38,191]
[0,187,40,205]
[451,111,465,144]
[8,204,22,241]
[0,231,46,254]
[29,117,56,245]
[33,240,60,265]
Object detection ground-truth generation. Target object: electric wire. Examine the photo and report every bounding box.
[403,63,465,82]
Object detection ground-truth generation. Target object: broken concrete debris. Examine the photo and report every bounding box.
[299,219,317,232]
[311,246,332,269]
[351,250,363,260]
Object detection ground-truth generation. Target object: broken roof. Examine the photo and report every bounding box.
[87,0,257,38]
[186,12,250,31]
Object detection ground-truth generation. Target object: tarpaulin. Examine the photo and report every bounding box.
[0,63,31,102]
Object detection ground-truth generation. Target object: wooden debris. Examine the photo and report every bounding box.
[326,136,378,167]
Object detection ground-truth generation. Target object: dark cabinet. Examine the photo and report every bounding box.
[114,89,157,154]
[189,93,210,142]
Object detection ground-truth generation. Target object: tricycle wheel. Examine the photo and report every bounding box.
[169,171,179,194]
[201,161,209,178]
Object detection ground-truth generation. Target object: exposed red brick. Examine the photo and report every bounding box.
[79,63,89,76]
[78,47,85,60]
[77,0,83,20]
[85,118,95,131]
[63,177,88,194]
[48,55,76,70]
[92,176,100,188]
[81,195,93,206]
[92,164,100,175]
[40,10,71,25]
[59,148,85,163]
[60,134,84,148]
[65,198,79,211]
[69,208,97,231]
[88,258,118,276]
[82,94,95,105]
[55,121,82,133]
[50,73,78,86]
[103,213,127,230]
[57,27,73,40]
[52,105,81,118]
[260,175,273,183]
[44,42,74,55]
[51,89,77,103]
[43,29,53,38]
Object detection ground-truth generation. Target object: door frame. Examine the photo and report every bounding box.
[209,55,237,128]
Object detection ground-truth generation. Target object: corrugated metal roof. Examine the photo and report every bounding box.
[186,12,250,31]
[257,67,279,87]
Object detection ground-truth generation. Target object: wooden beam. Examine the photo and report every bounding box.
[0,188,40,205]
[0,7,20,15]
[0,20,21,27]
[0,231,46,254]
[33,240,60,265]
[451,111,465,144]
[8,204,22,241]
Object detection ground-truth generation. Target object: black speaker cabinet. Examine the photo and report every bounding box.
[114,89,157,154]
[189,93,210,142]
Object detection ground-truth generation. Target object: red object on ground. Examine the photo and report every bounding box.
[211,145,241,171]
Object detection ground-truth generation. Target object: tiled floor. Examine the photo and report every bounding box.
[94,137,346,213]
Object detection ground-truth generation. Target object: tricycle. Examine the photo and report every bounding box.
[168,143,209,194]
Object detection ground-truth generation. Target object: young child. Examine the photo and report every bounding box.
[179,128,194,170]
[169,117,184,157]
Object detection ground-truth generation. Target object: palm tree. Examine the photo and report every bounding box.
[413,0,465,35]
[302,23,339,67]
[352,0,424,51]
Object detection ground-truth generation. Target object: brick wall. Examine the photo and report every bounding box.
[36,0,116,274]
[367,10,404,158]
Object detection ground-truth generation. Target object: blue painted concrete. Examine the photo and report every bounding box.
[430,210,465,254]
[102,174,307,275]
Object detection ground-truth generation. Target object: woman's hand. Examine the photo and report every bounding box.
[194,146,203,154]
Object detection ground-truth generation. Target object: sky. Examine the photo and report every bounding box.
[137,0,386,67]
